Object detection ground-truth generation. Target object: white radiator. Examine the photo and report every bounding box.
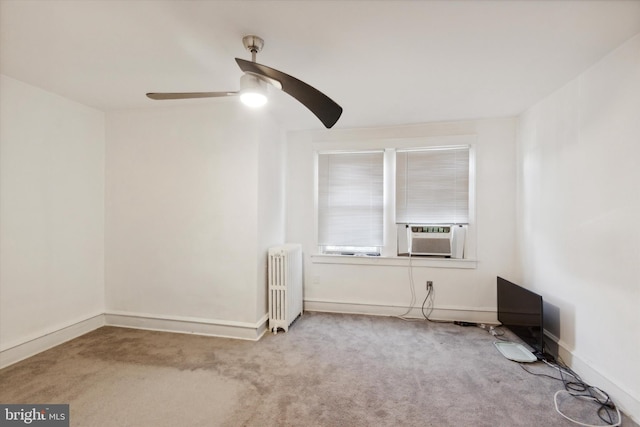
[268,244,303,334]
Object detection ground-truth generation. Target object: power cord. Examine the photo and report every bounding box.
[421,281,452,323]
[553,389,620,427]
[553,358,620,427]
[421,280,432,319]
[518,358,621,426]
[487,325,507,340]
[395,253,419,321]
[396,259,451,323]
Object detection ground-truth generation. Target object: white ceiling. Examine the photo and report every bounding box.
[1,0,639,130]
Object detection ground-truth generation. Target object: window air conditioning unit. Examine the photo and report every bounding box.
[407,225,466,258]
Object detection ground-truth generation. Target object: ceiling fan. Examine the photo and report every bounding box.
[146,35,343,128]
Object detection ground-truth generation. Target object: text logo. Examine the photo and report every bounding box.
[0,405,69,427]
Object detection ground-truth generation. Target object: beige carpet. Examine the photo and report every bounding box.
[0,312,636,427]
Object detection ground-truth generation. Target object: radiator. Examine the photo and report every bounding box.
[268,244,303,334]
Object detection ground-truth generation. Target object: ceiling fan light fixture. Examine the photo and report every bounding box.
[239,74,268,108]
[146,35,342,127]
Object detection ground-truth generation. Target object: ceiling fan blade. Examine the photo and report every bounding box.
[146,92,237,100]
[235,58,342,128]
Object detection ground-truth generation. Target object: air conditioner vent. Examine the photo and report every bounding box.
[407,224,466,258]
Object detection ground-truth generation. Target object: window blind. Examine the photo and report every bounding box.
[396,147,469,224]
[317,151,384,247]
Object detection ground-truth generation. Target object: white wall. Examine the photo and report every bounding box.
[256,123,287,318]
[287,118,517,322]
[0,75,105,352]
[105,102,285,332]
[516,33,640,420]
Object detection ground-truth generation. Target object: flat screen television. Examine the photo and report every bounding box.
[497,276,544,356]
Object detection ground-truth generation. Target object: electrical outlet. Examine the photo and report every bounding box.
[426,280,433,289]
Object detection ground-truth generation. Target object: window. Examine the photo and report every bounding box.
[396,147,469,224]
[315,141,474,261]
[317,151,384,254]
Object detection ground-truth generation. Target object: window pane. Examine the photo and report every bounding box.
[318,152,384,247]
[396,148,469,224]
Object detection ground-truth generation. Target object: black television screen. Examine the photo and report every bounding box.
[497,276,544,355]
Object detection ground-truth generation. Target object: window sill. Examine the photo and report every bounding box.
[310,254,477,269]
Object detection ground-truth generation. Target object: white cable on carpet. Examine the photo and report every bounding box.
[553,390,621,427]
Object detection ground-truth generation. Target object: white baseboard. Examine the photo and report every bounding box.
[0,314,105,369]
[554,338,640,424]
[0,311,269,369]
[304,298,497,323]
[104,311,269,341]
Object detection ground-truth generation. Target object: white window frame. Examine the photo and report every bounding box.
[312,136,477,269]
